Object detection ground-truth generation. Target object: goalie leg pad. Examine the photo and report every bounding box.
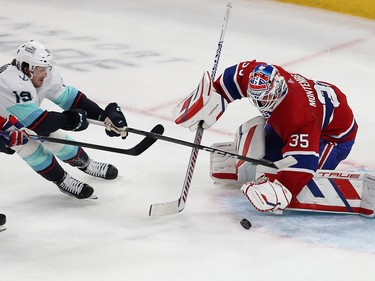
[235,116,266,183]
[210,116,266,184]
[360,174,375,218]
[257,167,375,217]
[210,141,237,184]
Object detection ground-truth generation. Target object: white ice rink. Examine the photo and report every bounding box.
[1,0,375,280]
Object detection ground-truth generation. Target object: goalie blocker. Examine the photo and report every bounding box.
[173,71,228,132]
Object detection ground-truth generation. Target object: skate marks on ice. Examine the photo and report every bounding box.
[214,186,375,253]
[0,17,190,72]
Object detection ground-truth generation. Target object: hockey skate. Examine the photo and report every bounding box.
[79,159,118,180]
[55,173,96,199]
[0,213,6,232]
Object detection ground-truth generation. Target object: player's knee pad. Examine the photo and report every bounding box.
[235,116,266,183]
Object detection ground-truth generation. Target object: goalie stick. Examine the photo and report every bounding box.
[89,120,297,169]
[28,124,164,156]
[149,3,232,216]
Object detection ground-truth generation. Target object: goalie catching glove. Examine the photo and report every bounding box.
[173,71,228,131]
[241,175,292,215]
[104,102,128,139]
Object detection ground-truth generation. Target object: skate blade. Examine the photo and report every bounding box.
[88,193,98,200]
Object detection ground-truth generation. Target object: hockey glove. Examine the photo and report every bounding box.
[62,109,89,131]
[104,103,128,139]
[0,115,30,154]
[5,129,30,147]
[241,175,292,215]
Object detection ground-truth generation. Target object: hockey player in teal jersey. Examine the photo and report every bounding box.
[0,40,128,199]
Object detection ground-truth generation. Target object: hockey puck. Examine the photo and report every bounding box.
[240,218,252,230]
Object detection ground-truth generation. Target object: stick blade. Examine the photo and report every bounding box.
[149,199,184,216]
[130,124,164,156]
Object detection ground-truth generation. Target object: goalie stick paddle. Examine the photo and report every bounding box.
[28,124,164,156]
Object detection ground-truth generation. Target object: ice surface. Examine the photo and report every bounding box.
[0,0,374,280]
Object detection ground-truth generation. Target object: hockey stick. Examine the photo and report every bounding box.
[149,3,232,216]
[27,124,164,156]
[89,119,296,168]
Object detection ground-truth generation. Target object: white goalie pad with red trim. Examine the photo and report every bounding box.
[209,116,266,184]
[256,166,375,217]
[210,141,238,184]
[173,71,228,131]
[235,116,265,183]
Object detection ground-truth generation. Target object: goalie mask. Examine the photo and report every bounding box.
[247,64,288,118]
[15,40,54,77]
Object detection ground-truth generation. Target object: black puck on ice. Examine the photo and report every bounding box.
[240,218,252,230]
